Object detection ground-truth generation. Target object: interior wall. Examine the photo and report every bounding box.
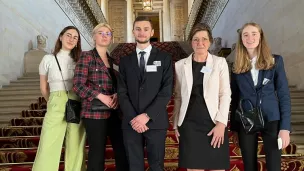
[212,0,304,88]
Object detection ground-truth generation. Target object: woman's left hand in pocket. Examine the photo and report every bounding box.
[207,122,226,148]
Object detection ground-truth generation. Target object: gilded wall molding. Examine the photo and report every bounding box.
[54,0,107,46]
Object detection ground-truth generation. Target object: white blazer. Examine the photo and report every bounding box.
[173,52,231,129]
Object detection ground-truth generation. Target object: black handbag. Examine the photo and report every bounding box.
[91,99,112,111]
[55,55,81,124]
[236,99,264,134]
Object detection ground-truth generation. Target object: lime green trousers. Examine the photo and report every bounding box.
[32,91,86,171]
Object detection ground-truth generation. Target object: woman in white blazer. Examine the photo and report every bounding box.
[173,23,231,171]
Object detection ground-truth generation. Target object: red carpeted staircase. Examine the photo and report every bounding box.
[0,42,303,171]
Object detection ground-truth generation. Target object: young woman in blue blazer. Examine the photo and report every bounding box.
[230,22,291,171]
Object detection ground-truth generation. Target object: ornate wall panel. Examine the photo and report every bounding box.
[108,1,127,43]
[170,1,186,41]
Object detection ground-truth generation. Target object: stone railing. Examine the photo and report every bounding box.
[184,0,228,40]
[55,0,107,46]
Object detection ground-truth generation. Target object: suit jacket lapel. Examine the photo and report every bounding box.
[243,71,256,92]
[184,55,193,98]
[130,51,141,80]
[92,49,110,76]
[203,53,213,93]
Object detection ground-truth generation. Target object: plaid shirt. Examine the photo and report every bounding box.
[73,48,116,119]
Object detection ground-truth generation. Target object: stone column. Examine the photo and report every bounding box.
[100,0,108,21]
[126,0,133,42]
[163,0,171,41]
[188,0,194,16]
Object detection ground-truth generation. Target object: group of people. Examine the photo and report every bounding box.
[32,15,291,171]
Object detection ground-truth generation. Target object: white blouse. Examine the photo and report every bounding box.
[39,49,76,92]
[250,56,259,86]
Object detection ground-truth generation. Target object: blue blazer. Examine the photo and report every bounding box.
[230,55,291,131]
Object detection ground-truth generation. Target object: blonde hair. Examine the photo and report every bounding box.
[92,23,113,46]
[233,22,274,74]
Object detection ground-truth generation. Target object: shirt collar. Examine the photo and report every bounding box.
[250,56,257,63]
[136,45,152,55]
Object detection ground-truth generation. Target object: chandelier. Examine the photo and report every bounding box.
[142,0,152,11]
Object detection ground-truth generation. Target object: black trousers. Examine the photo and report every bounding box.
[83,113,129,171]
[238,121,282,171]
[123,129,167,171]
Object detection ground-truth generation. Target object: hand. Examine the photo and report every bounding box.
[232,131,239,148]
[131,121,149,133]
[130,114,150,133]
[131,113,150,126]
[278,130,290,149]
[175,129,180,143]
[110,93,118,109]
[97,94,112,108]
[207,122,226,148]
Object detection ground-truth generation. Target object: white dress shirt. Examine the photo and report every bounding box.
[250,56,259,86]
[136,44,152,68]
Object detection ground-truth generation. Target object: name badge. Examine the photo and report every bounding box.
[153,61,161,67]
[146,65,157,72]
[200,66,212,73]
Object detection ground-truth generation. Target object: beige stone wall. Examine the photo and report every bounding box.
[170,0,188,41]
[212,0,304,88]
[0,0,92,87]
[108,0,127,43]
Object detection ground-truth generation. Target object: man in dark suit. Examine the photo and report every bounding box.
[118,16,173,171]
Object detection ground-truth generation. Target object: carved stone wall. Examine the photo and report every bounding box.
[108,1,127,43]
[170,0,187,41]
[184,0,228,40]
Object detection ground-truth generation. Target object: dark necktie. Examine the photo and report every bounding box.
[139,51,146,80]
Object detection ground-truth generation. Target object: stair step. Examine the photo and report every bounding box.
[291,131,304,144]
[10,79,39,83]
[16,78,40,81]
[0,102,33,108]
[0,86,40,91]
[0,96,39,101]
[7,82,40,86]
[0,90,40,96]
[292,106,304,111]
[0,107,31,113]
[291,120,304,131]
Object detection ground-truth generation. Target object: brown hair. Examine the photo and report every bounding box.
[188,23,213,44]
[53,26,82,62]
[133,16,153,29]
[233,22,274,74]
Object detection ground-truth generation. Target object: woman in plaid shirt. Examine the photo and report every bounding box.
[73,23,128,171]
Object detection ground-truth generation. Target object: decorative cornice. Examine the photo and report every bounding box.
[184,0,204,41]
[199,0,228,29]
[55,0,107,47]
[184,0,228,40]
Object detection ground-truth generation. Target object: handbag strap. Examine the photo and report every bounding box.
[54,55,69,96]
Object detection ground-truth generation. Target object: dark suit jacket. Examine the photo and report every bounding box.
[118,46,174,129]
[230,55,291,131]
